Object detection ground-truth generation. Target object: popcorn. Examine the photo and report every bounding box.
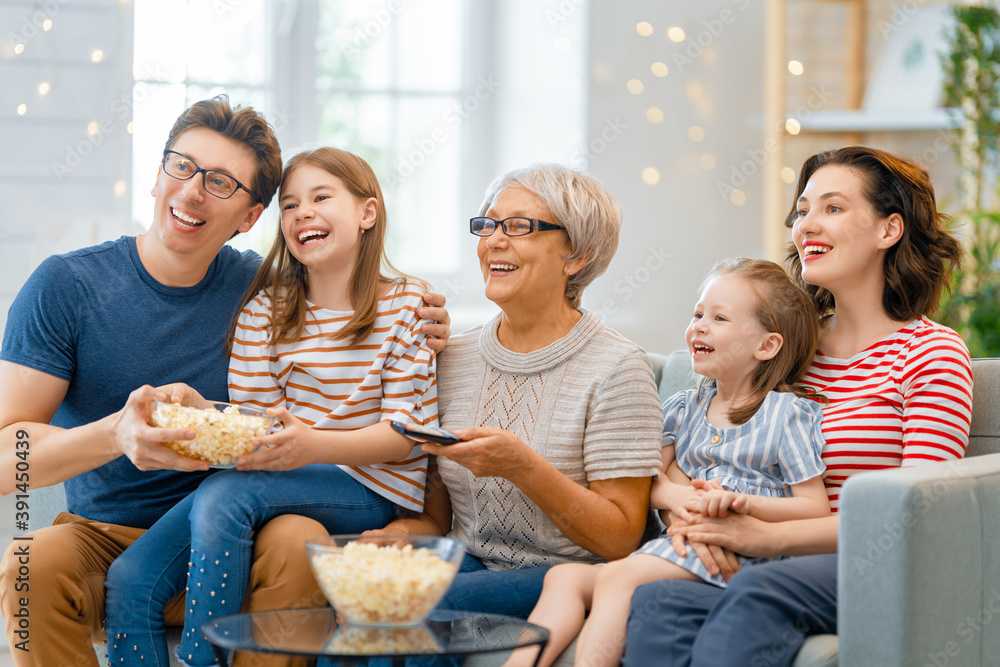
[148,402,273,466]
[310,541,459,625]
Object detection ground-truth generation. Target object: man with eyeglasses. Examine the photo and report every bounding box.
[0,95,450,667]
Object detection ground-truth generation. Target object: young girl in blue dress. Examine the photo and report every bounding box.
[105,147,438,667]
[506,258,831,667]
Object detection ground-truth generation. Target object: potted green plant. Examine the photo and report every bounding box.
[938,5,1000,357]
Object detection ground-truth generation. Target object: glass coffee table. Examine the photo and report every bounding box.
[201,608,550,665]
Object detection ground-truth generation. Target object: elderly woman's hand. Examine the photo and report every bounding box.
[421,426,538,481]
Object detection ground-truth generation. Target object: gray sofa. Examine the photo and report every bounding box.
[27,353,1000,666]
[528,352,999,667]
[642,352,1000,667]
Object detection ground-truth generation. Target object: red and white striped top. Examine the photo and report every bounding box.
[228,280,437,511]
[801,317,972,512]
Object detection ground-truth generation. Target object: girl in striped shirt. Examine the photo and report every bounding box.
[108,147,438,667]
[509,258,831,667]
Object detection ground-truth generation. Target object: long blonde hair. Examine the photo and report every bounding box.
[236,147,407,347]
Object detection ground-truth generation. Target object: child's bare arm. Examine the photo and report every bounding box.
[664,455,688,485]
[693,476,830,521]
[651,447,708,523]
[650,447,684,509]
[236,415,413,470]
[748,476,830,521]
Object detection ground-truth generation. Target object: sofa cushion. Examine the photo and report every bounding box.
[968,357,1000,457]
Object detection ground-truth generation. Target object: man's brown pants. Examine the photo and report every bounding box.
[0,512,329,667]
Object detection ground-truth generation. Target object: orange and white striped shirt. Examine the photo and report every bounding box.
[228,280,437,511]
[801,317,972,512]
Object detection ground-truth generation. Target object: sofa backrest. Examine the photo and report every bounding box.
[648,350,696,403]
[968,357,1000,458]
[650,353,998,459]
[27,354,999,532]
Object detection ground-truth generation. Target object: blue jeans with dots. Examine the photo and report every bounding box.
[105,464,398,666]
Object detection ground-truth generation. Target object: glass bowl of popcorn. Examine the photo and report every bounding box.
[147,401,276,467]
[305,535,465,627]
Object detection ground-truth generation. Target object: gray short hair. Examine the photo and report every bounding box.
[478,164,621,308]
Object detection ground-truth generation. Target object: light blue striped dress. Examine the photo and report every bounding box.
[637,388,826,587]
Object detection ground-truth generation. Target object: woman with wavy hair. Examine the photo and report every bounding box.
[623,146,973,667]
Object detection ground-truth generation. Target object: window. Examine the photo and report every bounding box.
[131,1,586,325]
[131,0,470,275]
[313,0,467,273]
[131,0,273,250]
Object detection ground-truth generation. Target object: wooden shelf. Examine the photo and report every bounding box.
[797,108,960,133]
[761,0,955,261]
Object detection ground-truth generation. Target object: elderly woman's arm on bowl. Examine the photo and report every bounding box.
[425,428,651,560]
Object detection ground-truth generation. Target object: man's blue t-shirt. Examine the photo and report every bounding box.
[1,236,261,528]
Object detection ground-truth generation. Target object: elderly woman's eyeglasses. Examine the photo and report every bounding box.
[161,151,260,202]
[470,217,563,237]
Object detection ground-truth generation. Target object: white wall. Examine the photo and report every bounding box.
[0,1,782,375]
[0,0,136,344]
[0,0,777,653]
[435,0,592,334]
[0,1,134,653]
[582,0,768,353]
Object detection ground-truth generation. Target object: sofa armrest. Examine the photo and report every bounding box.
[838,453,1000,666]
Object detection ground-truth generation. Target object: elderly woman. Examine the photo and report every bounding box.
[375,165,663,616]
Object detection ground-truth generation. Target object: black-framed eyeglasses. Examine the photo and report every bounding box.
[161,150,260,202]
[470,217,563,237]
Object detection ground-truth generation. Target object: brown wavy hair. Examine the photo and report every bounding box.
[784,146,962,321]
[236,147,413,348]
[699,258,821,425]
[164,95,282,210]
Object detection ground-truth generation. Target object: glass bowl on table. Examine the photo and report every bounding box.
[322,623,444,655]
[147,400,276,468]
[305,535,465,627]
